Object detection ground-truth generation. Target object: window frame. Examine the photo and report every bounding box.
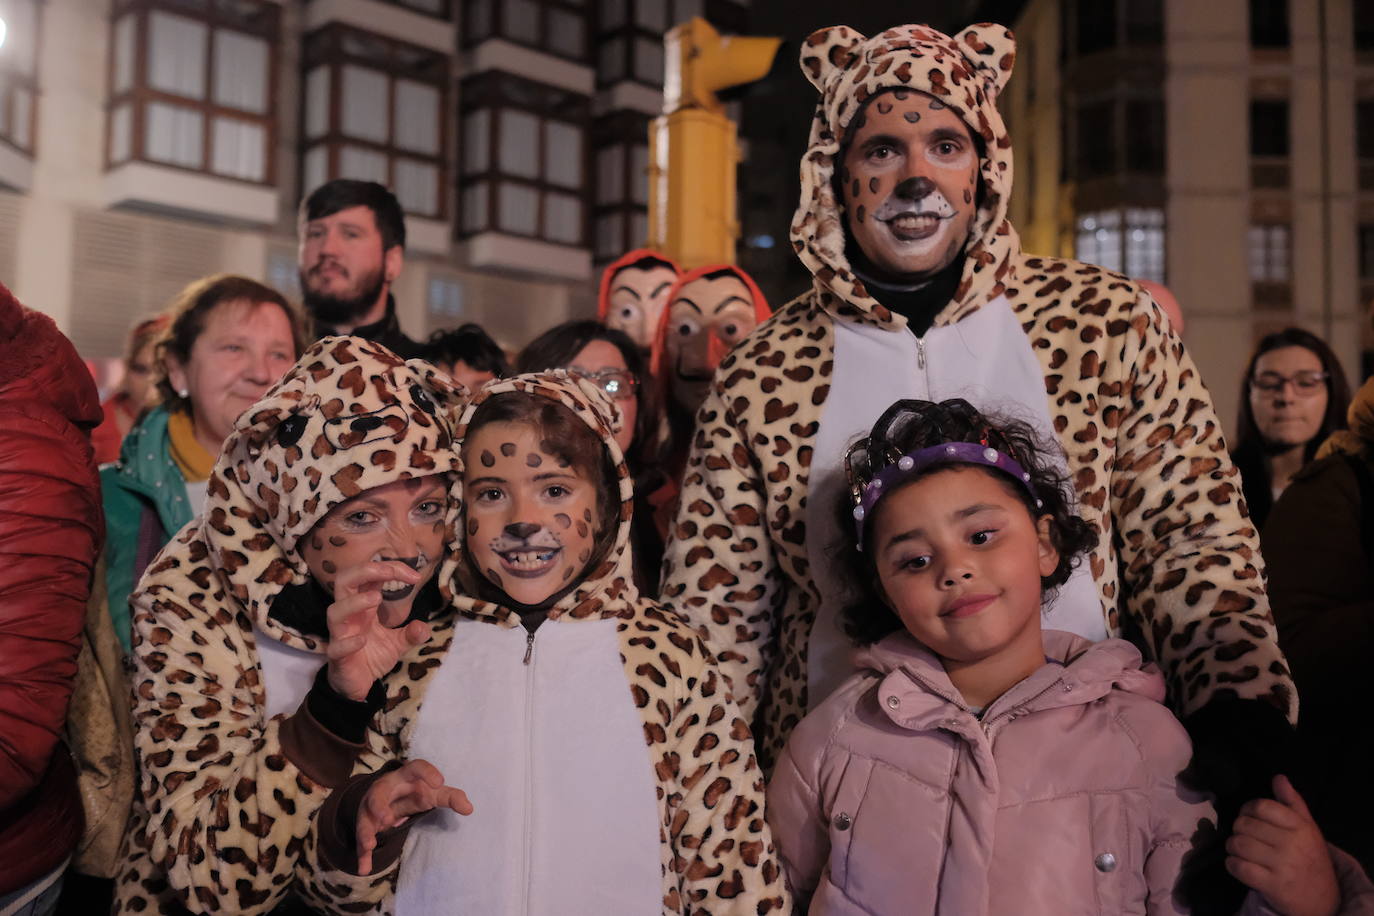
[591,109,650,260]
[299,22,451,221]
[593,0,746,88]
[1074,207,1166,282]
[462,0,591,65]
[1249,0,1290,50]
[0,0,42,156]
[1248,221,1292,307]
[351,0,453,18]
[458,71,590,248]
[104,0,281,185]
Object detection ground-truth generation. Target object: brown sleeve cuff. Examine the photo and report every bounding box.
[279,698,369,788]
[316,763,411,876]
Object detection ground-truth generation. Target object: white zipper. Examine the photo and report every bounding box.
[520,627,537,916]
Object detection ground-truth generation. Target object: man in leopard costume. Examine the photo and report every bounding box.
[660,22,1296,900]
[290,371,787,915]
[113,337,466,914]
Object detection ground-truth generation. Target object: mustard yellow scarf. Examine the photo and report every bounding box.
[167,408,216,482]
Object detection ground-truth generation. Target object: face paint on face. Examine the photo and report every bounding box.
[605,265,678,351]
[664,273,760,415]
[301,475,449,617]
[462,421,600,606]
[840,89,980,283]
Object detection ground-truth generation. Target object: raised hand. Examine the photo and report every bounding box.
[325,561,432,702]
[357,759,472,874]
[1225,775,1340,916]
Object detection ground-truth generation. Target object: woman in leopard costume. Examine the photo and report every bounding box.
[112,337,465,915]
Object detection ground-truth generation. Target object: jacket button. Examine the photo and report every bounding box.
[1094,853,1117,873]
[886,695,900,709]
[833,812,852,831]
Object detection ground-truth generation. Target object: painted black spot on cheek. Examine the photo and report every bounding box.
[892,88,910,100]
[526,453,542,468]
[484,567,504,588]
[322,560,337,575]
[329,536,347,547]
[562,567,574,581]
[583,508,593,522]
[467,519,479,536]
[500,442,516,457]
[575,520,589,538]
[851,178,860,198]
[480,450,495,468]
[876,99,893,115]
[856,205,865,223]
[578,549,591,563]
[555,513,572,529]
[928,98,946,110]
[963,189,973,204]
[903,110,921,123]
[311,536,324,551]
[869,177,879,193]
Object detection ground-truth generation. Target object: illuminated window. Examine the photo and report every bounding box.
[0,0,40,156]
[460,72,589,247]
[1076,208,1166,281]
[301,24,449,219]
[107,0,279,183]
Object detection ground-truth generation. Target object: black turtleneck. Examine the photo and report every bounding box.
[315,293,422,358]
[858,257,966,338]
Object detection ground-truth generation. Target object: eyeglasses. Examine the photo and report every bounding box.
[1251,371,1329,396]
[574,368,639,401]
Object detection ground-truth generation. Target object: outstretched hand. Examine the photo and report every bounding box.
[325,561,431,702]
[1226,775,1339,916]
[357,759,472,874]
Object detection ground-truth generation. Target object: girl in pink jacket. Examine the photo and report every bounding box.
[766,397,1370,916]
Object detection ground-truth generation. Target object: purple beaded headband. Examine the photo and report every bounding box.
[849,441,1041,551]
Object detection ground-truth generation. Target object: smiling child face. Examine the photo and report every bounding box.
[461,421,601,606]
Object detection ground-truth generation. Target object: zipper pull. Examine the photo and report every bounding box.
[523,631,535,665]
[916,338,927,370]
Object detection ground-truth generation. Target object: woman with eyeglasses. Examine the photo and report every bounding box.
[517,320,669,593]
[1232,327,1351,529]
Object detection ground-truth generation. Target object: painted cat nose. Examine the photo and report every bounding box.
[894,176,935,199]
[505,522,541,539]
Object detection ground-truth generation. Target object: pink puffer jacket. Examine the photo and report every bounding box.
[767,630,1372,915]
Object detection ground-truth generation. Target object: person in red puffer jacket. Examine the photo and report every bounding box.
[0,283,104,915]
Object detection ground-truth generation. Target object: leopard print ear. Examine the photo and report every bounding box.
[956,22,1016,99]
[799,25,867,92]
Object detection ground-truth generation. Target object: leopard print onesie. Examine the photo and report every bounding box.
[660,23,1296,768]
[112,337,466,915]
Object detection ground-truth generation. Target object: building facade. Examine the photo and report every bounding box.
[0,0,747,362]
[1000,0,1371,434]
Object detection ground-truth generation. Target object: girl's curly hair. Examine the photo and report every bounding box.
[832,398,1098,645]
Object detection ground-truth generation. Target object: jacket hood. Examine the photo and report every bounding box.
[446,370,638,626]
[856,630,1165,728]
[200,335,466,645]
[0,283,101,431]
[596,248,682,321]
[791,22,1020,331]
[647,263,772,401]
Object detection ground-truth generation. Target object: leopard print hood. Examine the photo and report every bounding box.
[792,22,1019,330]
[200,335,466,649]
[445,370,638,626]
